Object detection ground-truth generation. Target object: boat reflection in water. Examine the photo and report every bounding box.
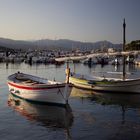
[71,87,140,123]
[91,92,140,125]
[91,91,140,108]
[8,93,73,138]
[71,87,140,107]
[71,87,94,98]
[65,87,140,139]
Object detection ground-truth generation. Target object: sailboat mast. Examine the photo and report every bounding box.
[123,19,126,80]
[123,19,126,51]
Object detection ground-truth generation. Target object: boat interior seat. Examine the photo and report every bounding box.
[22,80,38,84]
[101,79,108,82]
[109,79,115,82]
[22,80,32,83]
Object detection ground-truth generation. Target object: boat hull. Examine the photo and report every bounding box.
[7,73,72,106]
[8,82,71,106]
[69,76,140,93]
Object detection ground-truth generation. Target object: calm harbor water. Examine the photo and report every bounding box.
[1,62,140,140]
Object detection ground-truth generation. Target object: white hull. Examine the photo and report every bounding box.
[7,73,72,105]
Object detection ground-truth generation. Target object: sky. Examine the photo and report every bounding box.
[0,0,139,44]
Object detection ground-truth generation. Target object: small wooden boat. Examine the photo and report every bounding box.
[7,71,72,106]
[69,73,140,93]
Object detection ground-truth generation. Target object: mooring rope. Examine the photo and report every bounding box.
[57,84,67,101]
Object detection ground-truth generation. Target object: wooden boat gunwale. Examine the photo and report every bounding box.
[7,73,67,90]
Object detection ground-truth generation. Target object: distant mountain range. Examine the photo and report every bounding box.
[0,37,122,51]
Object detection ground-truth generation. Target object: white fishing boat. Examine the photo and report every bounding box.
[7,70,72,106]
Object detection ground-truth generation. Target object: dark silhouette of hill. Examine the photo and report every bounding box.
[0,37,122,51]
[126,40,140,51]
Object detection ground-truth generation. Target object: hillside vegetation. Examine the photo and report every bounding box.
[126,40,140,51]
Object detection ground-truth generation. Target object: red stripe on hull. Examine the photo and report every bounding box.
[8,82,65,90]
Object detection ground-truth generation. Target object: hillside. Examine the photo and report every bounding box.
[0,37,122,51]
[126,40,140,50]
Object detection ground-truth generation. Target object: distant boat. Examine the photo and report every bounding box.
[109,57,122,65]
[7,71,72,106]
[96,56,109,65]
[83,57,98,65]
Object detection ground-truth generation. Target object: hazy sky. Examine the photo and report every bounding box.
[0,0,139,43]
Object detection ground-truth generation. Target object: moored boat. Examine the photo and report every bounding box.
[69,73,140,93]
[7,71,72,106]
